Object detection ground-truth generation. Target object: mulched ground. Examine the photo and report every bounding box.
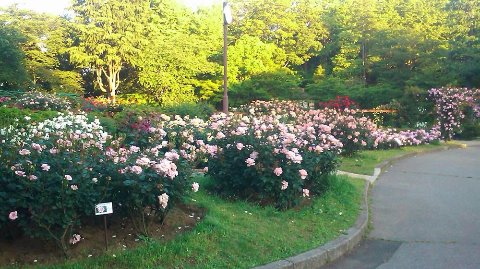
[0,203,205,267]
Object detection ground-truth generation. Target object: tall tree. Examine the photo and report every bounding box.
[69,0,150,102]
[0,6,81,92]
[0,25,28,89]
[229,0,328,68]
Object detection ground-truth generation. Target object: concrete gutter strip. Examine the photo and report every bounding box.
[253,142,468,269]
[253,179,369,269]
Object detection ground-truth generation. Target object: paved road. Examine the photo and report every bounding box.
[322,143,480,269]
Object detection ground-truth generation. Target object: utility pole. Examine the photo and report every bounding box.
[222,1,232,113]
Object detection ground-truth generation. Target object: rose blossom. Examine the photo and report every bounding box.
[19,149,31,155]
[273,167,283,176]
[41,163,50,171]
[236,143,244,150]
[65,175,72,181]
[281,180,288,190]
[192,182,200,192]
[158,193,169,209]
[303,189,310,197]
[71,185,78,191]
[9,211,18,220]
[245,158,255,167]
[130,165,143,175]
[299,169,308,179]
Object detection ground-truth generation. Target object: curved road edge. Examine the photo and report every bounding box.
[253,141,469,269]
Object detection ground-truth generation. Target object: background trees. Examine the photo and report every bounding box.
[0,0,479,108]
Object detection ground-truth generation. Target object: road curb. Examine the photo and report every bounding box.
[253,142,465,269]
[338,143,465,184]
[253,178,370,269]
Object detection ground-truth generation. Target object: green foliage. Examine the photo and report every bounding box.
[230,0,328,67]
[0,25,28,89]
[0,7,82,92]
[70,0,151,99]
[0,106,58,128]
[162,102,215,120]
[230,70,303,106]
[228,36,287,84]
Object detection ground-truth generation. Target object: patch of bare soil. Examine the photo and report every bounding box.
[0,204,205,267]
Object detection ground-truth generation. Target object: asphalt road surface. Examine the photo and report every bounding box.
[322,143,480,269]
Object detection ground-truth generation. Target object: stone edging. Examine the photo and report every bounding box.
[253,177,369,269]
[253,142,466,269]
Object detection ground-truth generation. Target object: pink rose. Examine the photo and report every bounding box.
[273,167,283,176]
[41,163,50,171]
[299,169,308,179]
[19,149,31,155]
[130,165,143,175]
[245,158,255,167]
[158,193,169,209]
[192,182,199,192]
[65,175,72,181]
[9,211,18,221]
[303,189,310,197]
[281,180,288,190]
[236,143,244,150]
[71,185,78,191]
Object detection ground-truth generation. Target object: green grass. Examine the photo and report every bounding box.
[36,175,364,269]
[338,142,456,175]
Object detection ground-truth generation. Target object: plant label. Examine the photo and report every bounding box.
[95,202,113,215]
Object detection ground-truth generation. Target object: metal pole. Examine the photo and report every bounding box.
[222,21,228,113]
[104,215,108,251]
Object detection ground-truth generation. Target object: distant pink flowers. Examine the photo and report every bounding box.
[245,158,255,167]
[9,211,18,221]
[130,165,143,175]
[281,180,288,190]
[303,189,310,197]
[192,182,199,192]
[236,143,245,150]
[273,167,283,176]
[65,175,72,181]
[41,163,50,171]
[19,149,30,155]
[299,169,308,179]
[158,193,169,209]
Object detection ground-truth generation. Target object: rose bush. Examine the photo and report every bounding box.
[205,109,342,209]
[0,113,197,255]
[15,91,73,111]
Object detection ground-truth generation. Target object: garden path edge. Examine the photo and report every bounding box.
[252,142,467,269]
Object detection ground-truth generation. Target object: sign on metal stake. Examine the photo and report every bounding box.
[95,202,113,251]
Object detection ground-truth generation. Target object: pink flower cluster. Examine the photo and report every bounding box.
[429,88,480,139]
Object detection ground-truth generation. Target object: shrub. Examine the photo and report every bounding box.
[205,105,342,209]
[429,87,480,140]
[15,91,72,111]
[0,107,59,128]
[0,113,197,255]
[229,70,303,106]
[318,96,357,110]
[162,102,215,120]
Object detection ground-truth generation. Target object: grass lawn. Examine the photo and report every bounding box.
[33,175,364,269]
[338,142,459,175]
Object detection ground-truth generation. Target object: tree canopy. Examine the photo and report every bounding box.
[0,0,479,107]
